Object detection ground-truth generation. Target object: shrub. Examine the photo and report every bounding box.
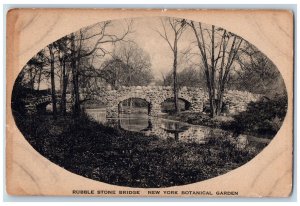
[223,94,287,137]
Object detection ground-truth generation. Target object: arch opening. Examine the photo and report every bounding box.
[118,97,151,115]
[116,97,152,132]
[160,97,192,114]
[37,101,53,114]
[202,99,229,114]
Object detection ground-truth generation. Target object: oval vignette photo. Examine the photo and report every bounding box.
[11,17,288,188]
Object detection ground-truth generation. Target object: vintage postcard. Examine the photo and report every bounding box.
[6,9,293,197]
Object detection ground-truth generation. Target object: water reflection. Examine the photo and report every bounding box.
[118,113,151,132]
[85,108,213,144]
[84,108,267,151]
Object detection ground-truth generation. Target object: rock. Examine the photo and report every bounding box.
[181,86,187,91]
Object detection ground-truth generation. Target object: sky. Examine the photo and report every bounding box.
[31,16,278,91]
[128,17,176,78]
[32,16,200,90]
[92,17,199,80]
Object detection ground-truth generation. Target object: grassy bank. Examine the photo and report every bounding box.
[160,112,233,129]
[160,111,278,139]
[14,112,264,188]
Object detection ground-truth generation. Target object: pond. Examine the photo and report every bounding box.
[85,108,259,147]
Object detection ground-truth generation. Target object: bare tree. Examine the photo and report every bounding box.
[188,21,243,117]
[55,36,71,116]
[78,41,153,101]
[233,45,285,96]
[160,71,168,86]
[92,57,125,89]
[156,18,187,113]
[25,49,49,90]
[113,42,153,86]
[47,43,58,119]
[113,42,153,109]
[162,67,206,88]
[70,20,133,117]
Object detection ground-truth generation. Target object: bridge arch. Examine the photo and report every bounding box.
[104,87,205,118]
[117,94,152,105]
[105,92,153,117]
[117,97,152,115]
[160,96,192,113]
[24,95,54,114]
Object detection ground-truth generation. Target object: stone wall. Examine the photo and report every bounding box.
[223,90,261,114]
[201,90,261,114]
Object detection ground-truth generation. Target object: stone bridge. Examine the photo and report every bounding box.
[95,86,205,118]
[23,95,61,114]
[23,86,261,117]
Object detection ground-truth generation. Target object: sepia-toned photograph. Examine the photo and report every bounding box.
[6,9,293,197]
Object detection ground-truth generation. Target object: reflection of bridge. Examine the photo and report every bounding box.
[24,86,261,116]
[141,118,210,143]
[102,116,211,144]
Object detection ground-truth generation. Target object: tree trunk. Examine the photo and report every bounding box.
[216,86,225,116]
[216,32,227,116]
[72,63,81,117]
[209,25,216,118]
[29,66,35,90]
[129,68,132,111]
[114,67,118,89]
[189,21,243,118]
[173,41,179,113]
[129,98,133,111]
[37,66,42,90]
[190,22,214,117]
[71,33,81,117]
[49,45,57,119]
[209,95,215,118]
[61,59,68,116]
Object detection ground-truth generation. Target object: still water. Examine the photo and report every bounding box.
[85,108,228,144]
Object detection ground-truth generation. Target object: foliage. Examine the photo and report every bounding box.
[99,45,154,88]
[162,93,287,139]
[11,79,51,115]
[159,67,206,88]
[229,47,286,96]
[222,94,288,137]
[161,112,234,128]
